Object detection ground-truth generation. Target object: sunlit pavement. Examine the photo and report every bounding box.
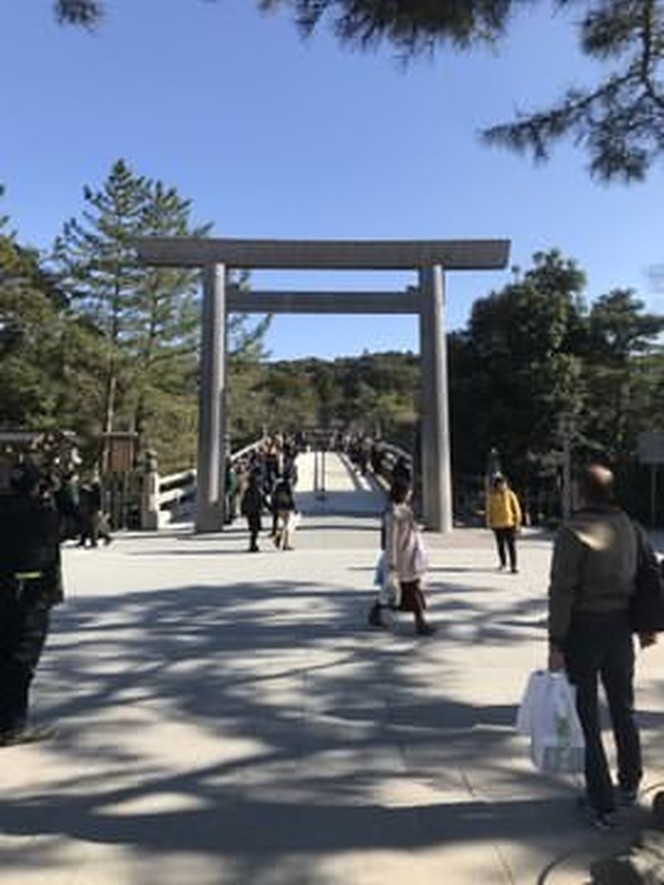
[1,467,663,883]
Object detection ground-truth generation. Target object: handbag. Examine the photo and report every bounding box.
[413,529,428,575]
[515,669,549,736]
[629,522,664,633]
[516,669,585,775]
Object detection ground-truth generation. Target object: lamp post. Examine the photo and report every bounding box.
[557,414,575,520]
[486,447,502,482]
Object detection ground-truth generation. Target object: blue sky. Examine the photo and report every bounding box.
[2,1,662,360]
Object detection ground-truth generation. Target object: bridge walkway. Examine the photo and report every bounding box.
[291,449,387,517]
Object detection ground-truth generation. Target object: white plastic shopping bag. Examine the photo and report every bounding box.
[516,670,585,775]
[516,669,558,735]
[380,567,402,609]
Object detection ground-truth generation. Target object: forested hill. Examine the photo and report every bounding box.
[233,351,420,449]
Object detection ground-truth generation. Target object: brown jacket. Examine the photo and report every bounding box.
[548,506,638,648]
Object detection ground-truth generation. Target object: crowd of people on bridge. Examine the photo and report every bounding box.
[228,430,393,553]
[229,433,301,552]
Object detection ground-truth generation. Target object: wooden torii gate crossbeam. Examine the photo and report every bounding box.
[135,237,510,533]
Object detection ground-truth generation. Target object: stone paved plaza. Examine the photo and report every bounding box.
[1,454,663,884]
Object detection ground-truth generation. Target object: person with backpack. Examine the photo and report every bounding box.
[548,464,657,829]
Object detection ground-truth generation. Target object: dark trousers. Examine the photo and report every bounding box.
[246,515,261,551]
[79,510,100,547]
[565,611,642,813]
[0,581,51,733]
[493,527,517,569]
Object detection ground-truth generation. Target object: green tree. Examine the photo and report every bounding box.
[582,288,664,459]
[52,160,156,463]
[0,235,64,427]
[114,178,210,461]
[52,160,212,467]
[52,160,271,470]
[244,352,420,448]
[256,361,319,434]
[336,352,419,440]
[453,250,588,486]
[482,1,664,182]
[0,214,103,436]
[54,1,664,181]
[449,252,664,521]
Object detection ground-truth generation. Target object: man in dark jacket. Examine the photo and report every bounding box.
[0,461,62,745]
[548,463,653,828]
[241,471,266,552]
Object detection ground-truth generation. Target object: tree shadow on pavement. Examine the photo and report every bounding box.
[0,576,612,882]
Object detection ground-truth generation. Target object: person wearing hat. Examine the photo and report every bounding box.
[0,461,63,745]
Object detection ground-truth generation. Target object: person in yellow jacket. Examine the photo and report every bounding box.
[486,474,522,573]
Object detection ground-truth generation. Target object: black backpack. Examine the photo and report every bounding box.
[629,522,664,633]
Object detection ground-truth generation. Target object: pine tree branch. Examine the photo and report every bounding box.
[54,0,103,27]
[482,0,664,181]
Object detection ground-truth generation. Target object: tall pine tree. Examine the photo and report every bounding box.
[52,160,271,470]
[52,161,210,466]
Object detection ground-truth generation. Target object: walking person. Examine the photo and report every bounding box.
[224,461,238,525]
[241,471,266,552]
[486,474,522,573]
[77,471,111,547]
[548,463,656,829]
[271,475,297,550]
[282,447,298,489]
[54,470,82,542]
[0,462,63,745]
[368,478,435,636]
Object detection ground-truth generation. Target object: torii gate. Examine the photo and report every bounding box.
[135,237,510,533]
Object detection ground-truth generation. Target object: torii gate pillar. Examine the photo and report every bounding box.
[419,265,452,532]
[196,263,227,533]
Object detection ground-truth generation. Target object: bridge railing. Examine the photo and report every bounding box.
[154,436,412,526]
[157,468,197,523]
[156,437,267,526]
